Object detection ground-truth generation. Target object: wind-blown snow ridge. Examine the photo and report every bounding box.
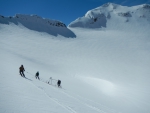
[0,14,76,38]
[68,3,150,28]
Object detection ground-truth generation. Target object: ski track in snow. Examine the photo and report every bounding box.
[26,75,119,113]
[22,75,112,113]
[58,91,107,113]
[61,91,116,113]
[75,95,119,113]
[58,89,119,113]
[23,76,77,113]
[24,76,78,113]
[24,75,77,113]
[41,86,104,113]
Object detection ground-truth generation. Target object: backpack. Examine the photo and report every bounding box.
[58,80,61,84]
[36,72,39,76]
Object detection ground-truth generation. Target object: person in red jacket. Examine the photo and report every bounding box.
[19,65,25,77]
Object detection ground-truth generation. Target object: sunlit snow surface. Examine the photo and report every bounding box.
[0,22,150,113]
[0,3,150,112]
[79,76,116,96]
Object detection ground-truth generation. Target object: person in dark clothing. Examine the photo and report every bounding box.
[57,80,61,87]
[35,71,40,80]
[19,65,25,77]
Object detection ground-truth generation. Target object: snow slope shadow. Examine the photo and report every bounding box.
[0,14,76,38]
[24,77,32,81]
[69,13,107,28]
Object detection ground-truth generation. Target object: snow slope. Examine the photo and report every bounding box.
[0,3,150,113]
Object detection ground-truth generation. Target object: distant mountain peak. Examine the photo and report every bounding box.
[68,3,150,28]
[0,14,76,38]
[0,14,66,27]
[142,4,150,9]
[102,2,118,8]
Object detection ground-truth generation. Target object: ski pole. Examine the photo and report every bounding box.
[26,71,34,76]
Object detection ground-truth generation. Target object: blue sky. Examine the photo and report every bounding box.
[0,0,150,25]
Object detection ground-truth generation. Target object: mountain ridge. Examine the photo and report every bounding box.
[68,3,150,28]
[0,14,76,38]
[0,3,150,35]
[0,14,66,27]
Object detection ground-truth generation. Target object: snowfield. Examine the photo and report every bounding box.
[0,3,150,113]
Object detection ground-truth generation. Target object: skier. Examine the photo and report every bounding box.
[48,77,52,84]
[35,71,40,80]
[57,80,61,87]
[19,65,25,77]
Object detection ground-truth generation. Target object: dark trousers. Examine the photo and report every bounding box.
[35,76,40,80]
[57,83,60,87]
[20,71,25,77]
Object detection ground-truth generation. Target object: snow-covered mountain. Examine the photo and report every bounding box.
[0,3,150,113]
[69,3,150,28]
[0,14,76,38]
